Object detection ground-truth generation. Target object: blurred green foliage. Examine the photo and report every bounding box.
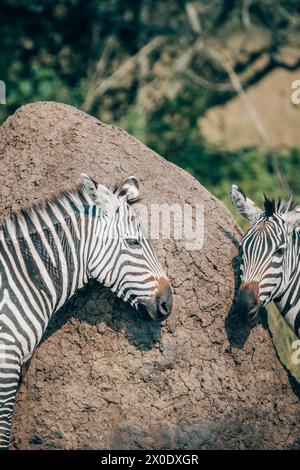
[119,92,300,211]
[0,0,96,116]
[1,0,299,208]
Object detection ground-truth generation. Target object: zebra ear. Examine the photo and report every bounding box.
[231,185,263,223]
[282,208,300,229]
[81,174,117,211]
[115,176,140,204]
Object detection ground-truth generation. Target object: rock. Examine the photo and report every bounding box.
[0,102,299,450]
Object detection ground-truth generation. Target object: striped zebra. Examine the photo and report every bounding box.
[231,184,300,337]
[0,174,172,449]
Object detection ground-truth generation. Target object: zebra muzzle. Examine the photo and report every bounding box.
[236,281,261,320]
[137,280,173,322]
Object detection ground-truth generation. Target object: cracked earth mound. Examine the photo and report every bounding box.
[0,102,299,449]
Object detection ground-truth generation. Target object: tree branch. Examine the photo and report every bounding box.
[83,36,165,113]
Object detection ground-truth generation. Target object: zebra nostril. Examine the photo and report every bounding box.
[236,285,260,319]
[156,279,173,318]
[157,299,171,317]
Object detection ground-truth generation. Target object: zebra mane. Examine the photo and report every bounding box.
[1,179,141,231]
[0,184,88,230]
[263,194,299,217]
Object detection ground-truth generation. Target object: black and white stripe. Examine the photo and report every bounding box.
[231,185,300,337]
[0,175,171,449]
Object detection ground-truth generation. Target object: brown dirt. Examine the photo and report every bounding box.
[0,102,299,450]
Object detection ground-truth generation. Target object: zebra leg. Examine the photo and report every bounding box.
[0,352,21,450]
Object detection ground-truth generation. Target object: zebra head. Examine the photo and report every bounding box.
[81,174,172,322]
[231,185,300,320]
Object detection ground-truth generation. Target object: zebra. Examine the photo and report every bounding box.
[0,173,173,449]
[231,184,300,337]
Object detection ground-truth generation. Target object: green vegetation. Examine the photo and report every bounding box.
[1,1,299,206]
[119,95,300,208]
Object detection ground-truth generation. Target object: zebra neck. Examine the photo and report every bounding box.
[42,202,102,316]
[0,188,99,321]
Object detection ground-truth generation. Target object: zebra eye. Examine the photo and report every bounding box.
[274,247,285,256]
[126,238,140,247]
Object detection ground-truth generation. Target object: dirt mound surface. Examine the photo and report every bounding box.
[0,102,299,449]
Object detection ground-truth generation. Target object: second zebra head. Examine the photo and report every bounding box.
[81,174,172,322]
[231,185,300,324]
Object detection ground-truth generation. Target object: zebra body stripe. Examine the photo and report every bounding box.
[0,178,170,449]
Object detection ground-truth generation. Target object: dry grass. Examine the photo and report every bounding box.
[268,303,300,383]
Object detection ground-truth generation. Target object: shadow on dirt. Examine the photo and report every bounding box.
[40,280,162,351]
